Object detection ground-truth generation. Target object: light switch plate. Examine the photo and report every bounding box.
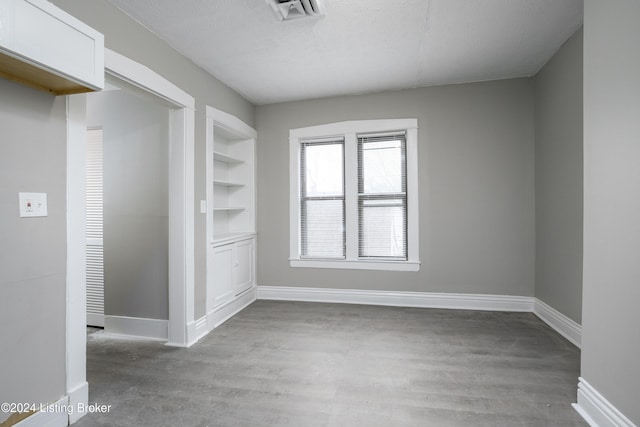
[200,200,207,214]
[19,192,48,217]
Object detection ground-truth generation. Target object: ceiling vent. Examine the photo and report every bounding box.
[266,0,326,21]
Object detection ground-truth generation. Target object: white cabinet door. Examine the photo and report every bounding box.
[234,238,254,295]
[210,237,255,308]
[211,243,235,307]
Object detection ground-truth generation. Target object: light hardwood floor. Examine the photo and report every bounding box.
[77,300,586,426]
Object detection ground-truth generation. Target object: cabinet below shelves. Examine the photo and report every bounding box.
[209,237,255,309]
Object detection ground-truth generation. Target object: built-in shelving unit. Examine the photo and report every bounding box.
[205,106,257,325]
[208,118,255,243]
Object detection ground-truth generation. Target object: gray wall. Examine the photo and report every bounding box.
[86,88,170,320]
[533,29,583,324]
[51,0,255,319]
[0,79,67,422]
[582,0,640,424]
[256,79,536,296]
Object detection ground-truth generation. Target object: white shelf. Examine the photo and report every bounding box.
[213,179,244,188]
[213,207,245,212]
[212,232,256,246]
[213,151,244,164]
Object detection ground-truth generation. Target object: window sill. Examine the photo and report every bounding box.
[289,259,420,272]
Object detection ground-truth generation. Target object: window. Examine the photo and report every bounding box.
[300,138,345,259]
[290,119,419,271]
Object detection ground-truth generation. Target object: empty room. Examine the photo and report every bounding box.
[1,1,639,426]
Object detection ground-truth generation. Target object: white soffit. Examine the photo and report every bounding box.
[106,0,583,105]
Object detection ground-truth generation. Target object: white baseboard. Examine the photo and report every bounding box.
[573,377,637,427]
[104,315,168,341]
[186,315,209,347]
[86,313,104,328]
[533,298,582,348]
[257,287,583,348]
[207,286,257,331]
[14,396,69,427]
[184,286,257,347]
[257,286,534,312]
[67,381,89,424]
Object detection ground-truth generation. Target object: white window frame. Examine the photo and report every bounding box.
[290,119,420,271]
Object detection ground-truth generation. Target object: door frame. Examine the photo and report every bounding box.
[66,48,195,422]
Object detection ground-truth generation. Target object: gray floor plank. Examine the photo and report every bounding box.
[76,301,587,426]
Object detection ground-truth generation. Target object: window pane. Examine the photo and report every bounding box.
[361,139,403,194]
[302,199,345,258]
[359,200,405,258]
[303,143,343,197]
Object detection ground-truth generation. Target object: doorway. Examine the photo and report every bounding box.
[65,48,196,421]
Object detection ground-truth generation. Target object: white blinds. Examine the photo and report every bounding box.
[357,132,407,259]
[86,128,103,239]
[300,139,345,258]
[86,128,105,325]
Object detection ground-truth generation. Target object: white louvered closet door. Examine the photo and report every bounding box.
[86,128,105,327]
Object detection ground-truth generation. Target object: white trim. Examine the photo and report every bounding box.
[104,49,194,110]
[186,315,209,346]
[289,135,301,261]
[289,259,421,272]
[406,127,419,262]
[257,286,533,312]
[533,298,582,348]
[186,286,257,347]
[207,286,257,330]
[86,313,104,328]
[166,105,196,347]
[104,316,169,341]
[256,287,587,347]
[66,381,89,424]
[65,94,88,422]
[205,106,257,139]
[573,377,637,427]
[290,119,418,139]
[14,395,69,427]
[344,133,359,260]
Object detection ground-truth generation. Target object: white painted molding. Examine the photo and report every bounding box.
[104,316,168,341]
[67,381,88,424]
[14,395,69,427]
[205,105,257,139]
[65,94,88,422]
[105,49,195,110]
[290,119,418,139]
[86,313,105,328]
[185,287,257,347]
[289,259,421,271]
[207,286,257,331]
[533,298,582,348]
[257,286,534,312]
[573,377,637,427]
[186,315,209,347]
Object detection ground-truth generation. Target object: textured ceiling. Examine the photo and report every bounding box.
[106,0,583,105]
